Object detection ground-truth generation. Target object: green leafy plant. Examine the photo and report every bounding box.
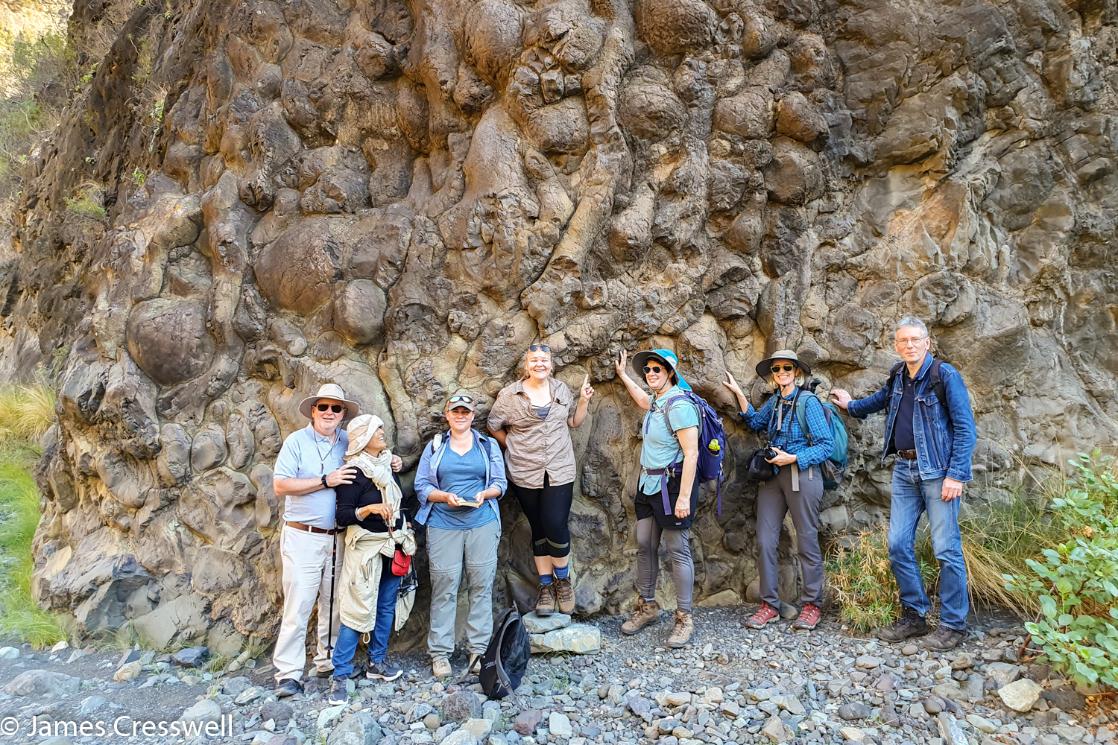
[1006,453,1118,691]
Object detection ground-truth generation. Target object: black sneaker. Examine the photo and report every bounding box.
[327,677,348,705]
[923,626,966,652]
[366,661,402,682]
[876,607,929,642]
[275,678,303,698]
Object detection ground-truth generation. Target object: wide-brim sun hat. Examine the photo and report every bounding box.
[631,348,692,392]
[755,349,812,379]
[345,414,385,457]
[298,383,361,419]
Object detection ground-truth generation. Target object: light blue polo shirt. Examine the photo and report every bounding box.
[639,386,699,495]
[428,442,496,531]
[273,424,348,529]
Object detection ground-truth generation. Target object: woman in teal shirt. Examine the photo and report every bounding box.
[614,348,699,650]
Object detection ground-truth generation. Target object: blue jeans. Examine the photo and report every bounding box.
[331,556,402,679]
[888,459,969,630]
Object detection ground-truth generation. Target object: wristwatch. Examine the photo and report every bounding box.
[321,475,329,489]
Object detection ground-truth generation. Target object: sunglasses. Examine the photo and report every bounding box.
[448,395,474,405]
[528,344,551,352]
[315,403,345,413]
[643,365,665,374]
[770,364,796,374]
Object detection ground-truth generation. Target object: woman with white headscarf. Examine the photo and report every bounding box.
[327,414,416,704]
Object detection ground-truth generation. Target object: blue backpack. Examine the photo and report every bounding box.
[793,390,848,490]
[654,391,728,515]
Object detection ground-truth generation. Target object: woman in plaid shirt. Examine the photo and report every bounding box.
[724,349,833,632]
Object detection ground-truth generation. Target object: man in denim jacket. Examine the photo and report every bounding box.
[831,316,977,651]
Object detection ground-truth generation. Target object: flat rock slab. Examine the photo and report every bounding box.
[521,611,572,634]
[529,623,601,654]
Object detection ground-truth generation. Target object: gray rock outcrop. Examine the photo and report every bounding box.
[0,0,1114,645]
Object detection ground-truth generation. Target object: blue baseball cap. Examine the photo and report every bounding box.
[631,348,692,391]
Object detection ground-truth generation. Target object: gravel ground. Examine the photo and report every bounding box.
[0,608,1114,745]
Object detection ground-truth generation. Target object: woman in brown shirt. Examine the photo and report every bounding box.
[488,344,593,616]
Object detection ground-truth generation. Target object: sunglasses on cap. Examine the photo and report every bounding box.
[528,344,551,352]
[315,403,345,413]
[448,395,474,405]
[770,364,797,374]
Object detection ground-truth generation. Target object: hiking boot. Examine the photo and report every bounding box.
[620,597,661,635]
[923,625,966,652]
[326,677,348,705]
[554,577,575,614]
[792,603,822,631]
[667,610,694,649]
[744,602,780,630]
[275,678,303,698]
[366,661,402,682]
[534,583,557,616]
[876,606,929,642]
[431,656,452,679]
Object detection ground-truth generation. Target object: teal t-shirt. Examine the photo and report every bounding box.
[639,386,699,494]
[428,441,497,530]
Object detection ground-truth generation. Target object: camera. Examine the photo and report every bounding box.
[763,447,778,460]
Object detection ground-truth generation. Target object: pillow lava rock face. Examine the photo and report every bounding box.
[126,299,214,386]
[4,0,1116,646]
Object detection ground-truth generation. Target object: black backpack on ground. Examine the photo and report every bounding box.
[480,607,530,700]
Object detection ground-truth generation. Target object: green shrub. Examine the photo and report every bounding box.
[0,383,66,647]
[1006,453,1118,691]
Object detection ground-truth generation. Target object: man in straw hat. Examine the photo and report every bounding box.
[270,383,400,697]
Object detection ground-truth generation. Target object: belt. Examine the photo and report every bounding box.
[896,449,918,460]
[285,520,341,535]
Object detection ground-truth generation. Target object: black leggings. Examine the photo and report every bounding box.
[511,474,574,559]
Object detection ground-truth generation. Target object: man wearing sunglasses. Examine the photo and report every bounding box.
[270,383,401,697]
[831,316,977,651]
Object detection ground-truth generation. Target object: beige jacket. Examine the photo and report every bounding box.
[339,524,417,633]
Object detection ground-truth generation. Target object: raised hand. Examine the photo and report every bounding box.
[580,373,594,401]
[614,349,628,378]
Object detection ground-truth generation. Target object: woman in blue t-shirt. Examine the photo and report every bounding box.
[414,391,507,680]
[614,348,699,650]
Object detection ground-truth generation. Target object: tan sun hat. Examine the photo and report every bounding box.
[298,383,361,419]
[754,349,812,378]
[345,414,385,457]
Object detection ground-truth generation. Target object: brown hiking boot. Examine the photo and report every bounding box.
[534,583,556,616]
[620,597,661,635]
[554,577,575,614]
[667,610,694,649]
[876,606,929,642]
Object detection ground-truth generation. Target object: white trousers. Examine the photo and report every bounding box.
[272,525,343,682]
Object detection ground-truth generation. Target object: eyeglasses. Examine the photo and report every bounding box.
[894,336,927,347]
[448,395,474,405]
[643,365,664,374]
[528,344,551,352]
[770,364,796,374]
[315,403,345,413]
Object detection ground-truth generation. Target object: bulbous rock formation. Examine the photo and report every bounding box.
[1,0,1115,649]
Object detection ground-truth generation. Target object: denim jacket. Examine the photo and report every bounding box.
[414,430,507,526]
[847,354,977,482]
